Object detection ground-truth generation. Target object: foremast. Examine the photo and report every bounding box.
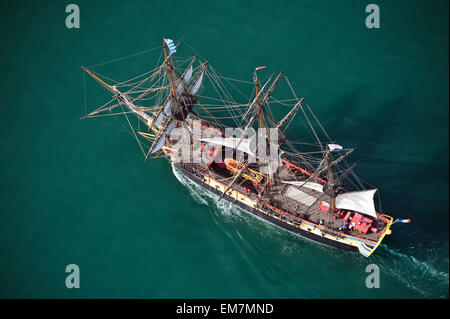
[82,38,208,159]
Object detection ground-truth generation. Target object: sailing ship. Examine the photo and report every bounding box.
[81,38,410,257]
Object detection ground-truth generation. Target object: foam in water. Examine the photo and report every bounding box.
[171,164,334,251]
[370,244,449,297]
[172,163,249,222]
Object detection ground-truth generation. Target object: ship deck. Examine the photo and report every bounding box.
[199,162,386,243]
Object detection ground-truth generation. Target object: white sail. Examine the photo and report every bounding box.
[191,70,204,95]
[152,98,172,127]
[285,186,317,206]
[199,136,255,157]
[183,64,193,84]
[176,82,184,93]
[163,97,173,116]
[151,120,175,154]
[335,189,378,218]
[154,111,164,127]
[281,180,324,193]
[176,64,193,92]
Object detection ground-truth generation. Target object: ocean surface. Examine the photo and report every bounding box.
[0,0,448,298]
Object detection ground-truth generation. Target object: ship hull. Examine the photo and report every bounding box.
[174,162,360,253]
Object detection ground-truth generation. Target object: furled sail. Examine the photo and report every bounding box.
[199,137,255,157]
[335,189,378,218]
[281,180,324,193]
[158,69,193,119]
[110,85,155,125]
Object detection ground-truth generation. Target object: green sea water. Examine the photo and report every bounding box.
[0,0,448,298]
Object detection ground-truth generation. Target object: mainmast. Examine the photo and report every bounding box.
[253,67,265,129]
[237,70,283,150]
[276,97,304,130]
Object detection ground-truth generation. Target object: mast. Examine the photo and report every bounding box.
[295,148,354,190]
[145,60,208,159]
[276,97,305,130]
[325,147,336,216]
[253,67,264,128]
[163,38,177,96]
[150,56,198,128]
[242,74,274,121]
[218,160,251,202]
[259,70,283,108]
[81,66,154,126]
[254,68,265,179]
[176,56,197,92]
[236,70,283,149]
[189,60,209,94]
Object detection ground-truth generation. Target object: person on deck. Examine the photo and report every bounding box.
[339,221,348,231]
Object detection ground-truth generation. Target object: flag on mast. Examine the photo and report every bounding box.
[164,38,177,56]
[328,144,343,151]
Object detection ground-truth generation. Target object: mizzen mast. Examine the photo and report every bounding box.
[325,146,336,216]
